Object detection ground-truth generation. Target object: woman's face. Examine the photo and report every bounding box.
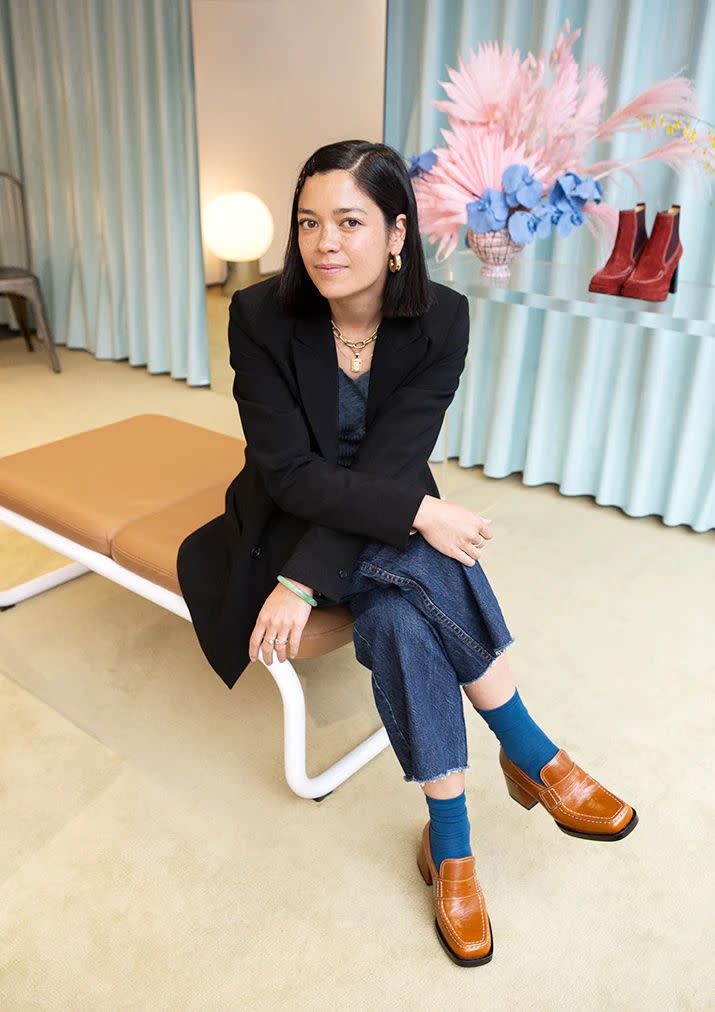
[296,169,406,305]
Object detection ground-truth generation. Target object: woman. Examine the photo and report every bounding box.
[177,140,638,967]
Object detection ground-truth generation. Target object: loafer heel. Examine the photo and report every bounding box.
[417,845,433,885]
[503,772,539,809]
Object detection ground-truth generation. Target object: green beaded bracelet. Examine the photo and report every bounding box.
[277,575,318,606]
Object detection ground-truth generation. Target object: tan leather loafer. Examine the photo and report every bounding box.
[500,746,638,841]
[416,821,493,966]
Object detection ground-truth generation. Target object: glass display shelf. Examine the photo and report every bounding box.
[429,251,715,339]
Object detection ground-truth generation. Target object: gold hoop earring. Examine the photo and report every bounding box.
[388,252,402,273]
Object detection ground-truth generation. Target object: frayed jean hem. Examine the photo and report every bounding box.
[404,764,470,787]
[458,637,516,688]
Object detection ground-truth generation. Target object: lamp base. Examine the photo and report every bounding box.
[222,259,262,297]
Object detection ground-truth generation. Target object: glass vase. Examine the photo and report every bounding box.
[466,227,525,280]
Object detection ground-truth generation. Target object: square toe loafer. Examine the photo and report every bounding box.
[499,747,639,841]
[416,821,493,966]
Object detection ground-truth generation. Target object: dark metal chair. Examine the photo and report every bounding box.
[0,171,60,372]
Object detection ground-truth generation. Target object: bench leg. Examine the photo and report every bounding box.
[263,656,390,800]
[0,561,90,608]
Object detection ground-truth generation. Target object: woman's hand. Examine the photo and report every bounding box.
[413,496,493,566]
[249,581,314,665]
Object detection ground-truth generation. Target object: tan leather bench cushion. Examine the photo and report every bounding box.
[111,487,355,657]
[111,483,226,594]
[0,414,244,554]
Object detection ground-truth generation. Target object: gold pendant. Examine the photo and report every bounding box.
[351,353,361,372]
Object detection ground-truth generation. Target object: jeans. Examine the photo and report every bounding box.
[315,532,515,786]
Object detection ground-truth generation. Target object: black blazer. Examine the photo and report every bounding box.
[176,273,470,690]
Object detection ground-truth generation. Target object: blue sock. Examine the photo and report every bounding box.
[425,790,472,874]
[475,687,559,784]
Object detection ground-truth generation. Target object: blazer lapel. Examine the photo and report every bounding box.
[292,300,426,463]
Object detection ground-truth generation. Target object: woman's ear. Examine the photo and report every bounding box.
[392,213,407,254]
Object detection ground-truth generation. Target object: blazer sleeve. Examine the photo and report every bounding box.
[229,291,429,549]
[279,293,470,600]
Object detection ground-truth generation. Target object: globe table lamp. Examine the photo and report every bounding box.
[204,190,274,296]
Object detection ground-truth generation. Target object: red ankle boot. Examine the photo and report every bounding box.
[620,204,682,301]
[588,203,648,295]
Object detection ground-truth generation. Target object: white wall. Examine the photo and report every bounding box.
[191,0,387,283]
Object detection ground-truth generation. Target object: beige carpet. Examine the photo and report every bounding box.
[0,290,712,1009]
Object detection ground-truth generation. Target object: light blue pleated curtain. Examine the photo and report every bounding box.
[0,0,209,385]
[386,0,715,532]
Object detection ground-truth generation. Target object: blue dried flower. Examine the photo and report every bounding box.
[507,211,538,244]
[550,172,603,213]
[466,187,510,232]
[554,204,586,237]
[407,150,438,178]
[502,163,544,210]
[507,202,555,244]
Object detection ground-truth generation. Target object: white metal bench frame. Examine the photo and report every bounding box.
[0,504,390,801]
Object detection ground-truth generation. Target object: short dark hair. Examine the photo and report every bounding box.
[276,139,435,318]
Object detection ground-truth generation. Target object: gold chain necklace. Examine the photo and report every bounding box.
[331,319,379,373]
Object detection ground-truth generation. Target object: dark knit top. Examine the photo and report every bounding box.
[336,366,371,468]
[311,367,371,606]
